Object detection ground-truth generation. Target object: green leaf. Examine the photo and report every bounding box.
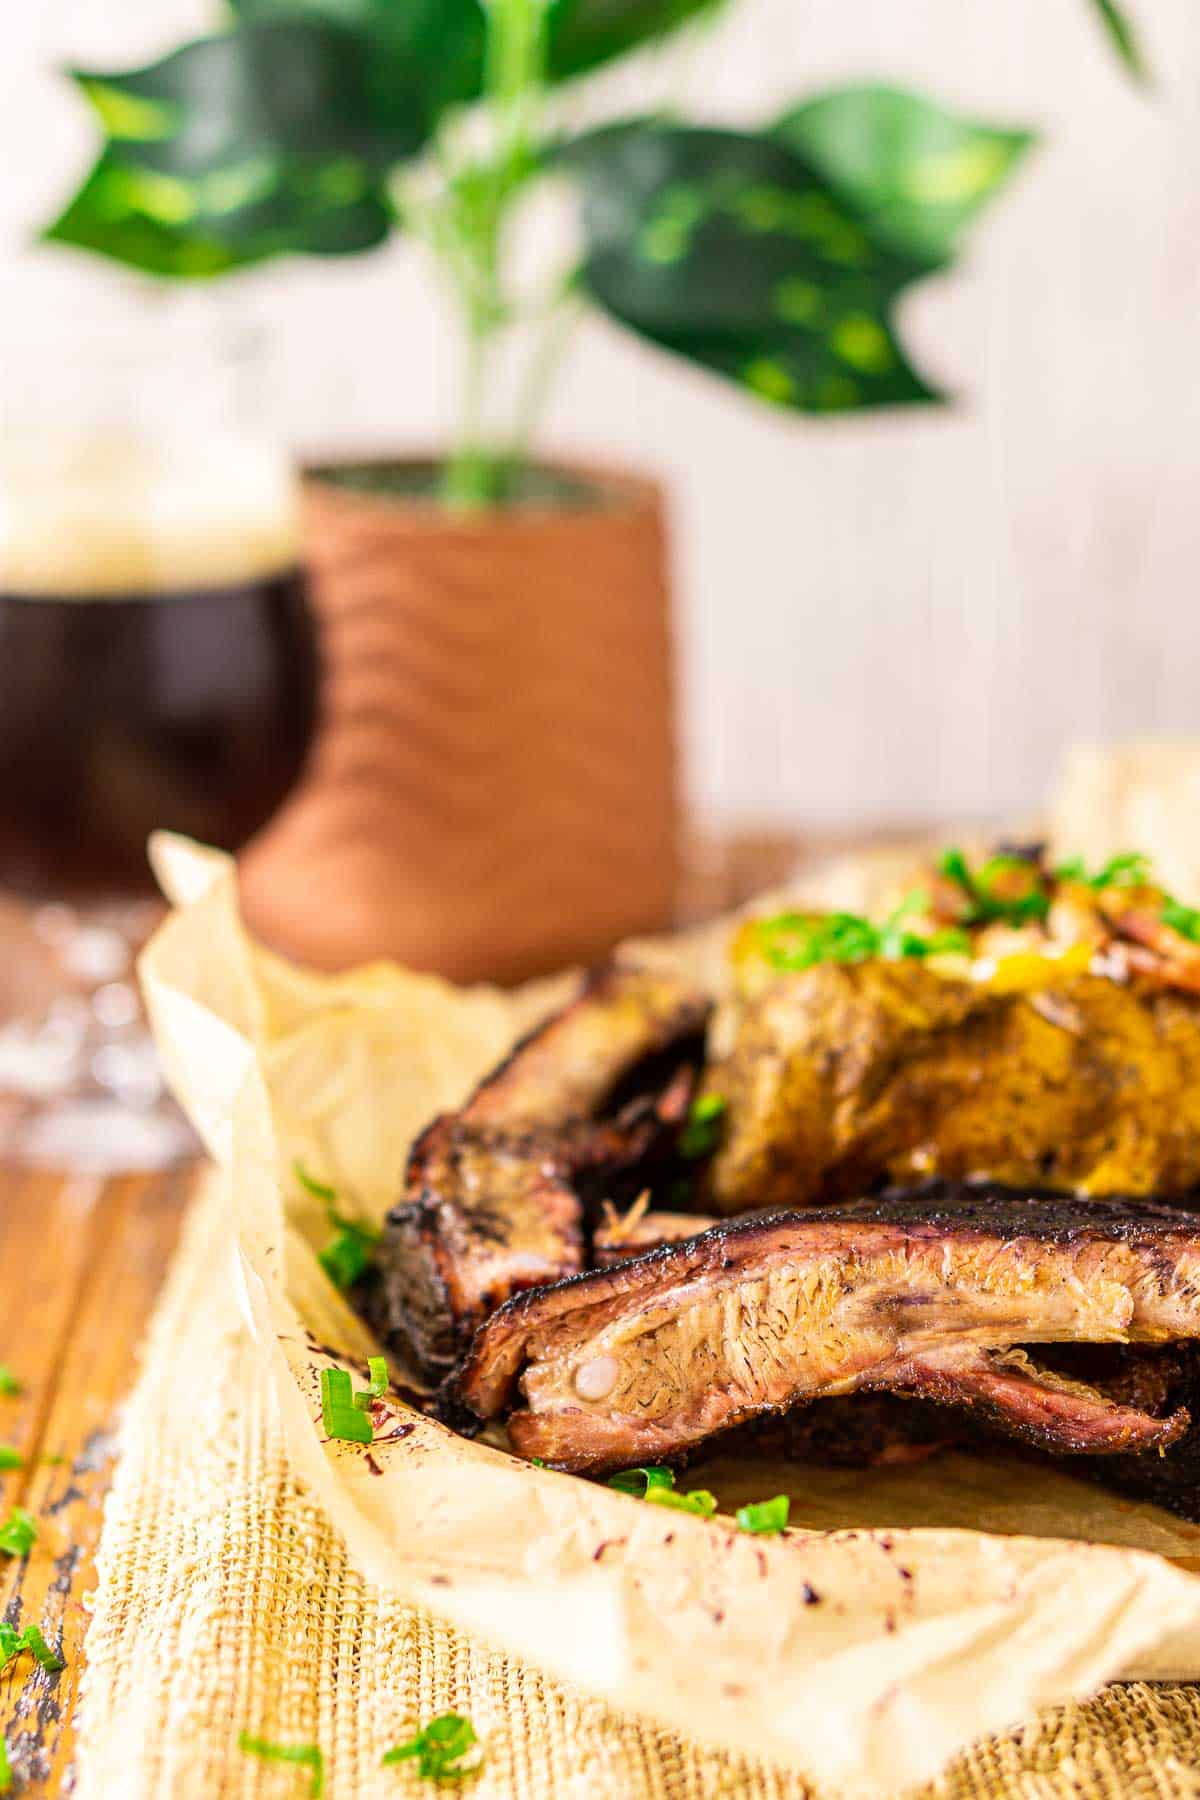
[1087,0,1150,83]
[228,0,487,121]
[45,21,410,277]
[561,121,942,412]
[545,0,726,83]
[0,1736,10,1795]
[229,0,724,95]
[0,1449,20,1471]
[0,1368,21,1397]
[771,86,1034,263]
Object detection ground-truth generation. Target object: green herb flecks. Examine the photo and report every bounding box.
[0,1621,64,1675]
[296,1162,382,1291]
[382,1711,482,1782]
[1055,851,1153,890]
[757,890,970,974]
[607,1466,675,1497]
[353,1356,389,1413]
[938,848,1050,926]
[679,1093,727,1160]
[0,1369,20,1398]
[238,1734,324,1797]
[606,1465,716,1516]
[0,1508,37,1558]
[0,1735,10,1795]
[735,1494,790,1535]
[320,1368,373,1446]
[0,1449,20,1472]
[1162,897,1200,944]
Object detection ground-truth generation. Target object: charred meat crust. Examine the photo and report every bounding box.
[378,964,712,1379]
[454,1186,1200,1474]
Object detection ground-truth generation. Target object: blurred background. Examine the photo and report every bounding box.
[0,0,1195,1159]
[6,0,1197,834]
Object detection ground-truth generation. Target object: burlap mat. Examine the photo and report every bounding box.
[70,1170,1200,1799]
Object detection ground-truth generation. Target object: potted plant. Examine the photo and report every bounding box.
[45,0,1140,982]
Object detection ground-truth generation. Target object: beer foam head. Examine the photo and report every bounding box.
[0,432,300,596]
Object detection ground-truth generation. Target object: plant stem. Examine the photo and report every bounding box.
[440,0,548,510]
[505,288,581,483]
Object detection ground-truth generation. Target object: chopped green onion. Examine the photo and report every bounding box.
[530,1457,546,1468]
[318,1231,372,1290]
[679,1093,727,1159]
[1056,851,1153,890]
[0,1735,10,1795]
[646,1486,717,1517]
[0,1621,64,1674]
[607,1466,676,1497]
[1162,897,1200,944]
[382,1712,482,1781]
[0,1448,20,1471]
[0,1507,37,1558]
[353,1356,389,1412]
[735,1494,790,1536]
[238,1734,324,1797]
[296,1161,382,1290]
[294,1160,337,1204]
[0,1369,20,1398]
[939,848,1050,926]
[320,1368,372,1446]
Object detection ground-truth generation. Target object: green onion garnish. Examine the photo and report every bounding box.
[0,1736,10,1795]
[606,1466,715,1516]
[0,1507,37,1558]
[679,1093,727,1160]
[382,1712,482,1782]
[294,1160,337,1204]
[320,1368,372,1445]
[0,1448,20,1471]
[296,1164,383,1292]
[757,895,971,975]
[0,1369,20,1398]
[646,1486,717,1517]
[1056,851,1152,890]
[0,1621,64,1674]
[735,1494,790,1536]
[1162,897,1200,944]
[238,1734,324,1797]
[938,848,1050,926]
[607,1466,676,1497]
[353,1356,389,1413]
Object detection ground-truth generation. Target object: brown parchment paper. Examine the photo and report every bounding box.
[139,833,1200,1798]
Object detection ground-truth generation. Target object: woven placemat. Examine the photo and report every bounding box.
[75,1171,1200,1799]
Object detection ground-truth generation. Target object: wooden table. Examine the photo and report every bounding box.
[0,1165,195,1794]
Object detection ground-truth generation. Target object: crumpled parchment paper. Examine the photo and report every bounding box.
[139,832,1200,1798]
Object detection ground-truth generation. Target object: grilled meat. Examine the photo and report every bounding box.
[703,962,1200,1213]
[455,1186,1200,1476]
[379,964,711,1378]
[593,1197,719,1265]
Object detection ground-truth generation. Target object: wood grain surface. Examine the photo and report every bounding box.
[0,1166,194,1796]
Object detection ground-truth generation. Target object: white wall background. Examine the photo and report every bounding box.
[3,0,1200,833]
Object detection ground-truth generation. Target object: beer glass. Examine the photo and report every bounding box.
[0,308,319,1164]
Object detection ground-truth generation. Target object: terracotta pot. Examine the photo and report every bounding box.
[237,460,680,984]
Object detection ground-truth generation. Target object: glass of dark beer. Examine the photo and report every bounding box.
[0,310,319,1164]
